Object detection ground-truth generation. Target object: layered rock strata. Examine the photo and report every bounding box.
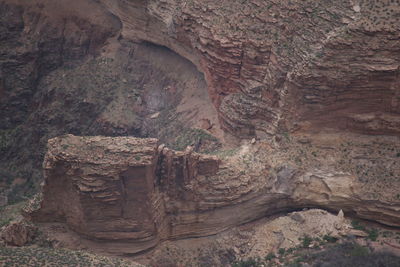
[4,0,398,142]
[29,135,221,253]
[2,0,400,206]
[100,0,400,137]
[29,135,400,255]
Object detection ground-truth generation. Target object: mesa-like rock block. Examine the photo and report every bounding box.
[30,135,400,255]
[32,136,160,247]
[29,135,221,252]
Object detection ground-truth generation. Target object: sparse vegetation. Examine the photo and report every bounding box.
[231,241,400,267]
[367,228,379,241]
[300,235,313,248]
[211,148,240,159]
[0,247,141,267]
[0,201,25,227]
[323,234,338,243]
[0,128,19,152]
[232,257,262,267]
[350,220,380,241]
[351,220,366,231]
[62,144,70,150]
[171,128,220,152]
[265,252,276,261]
[1,1,400,267]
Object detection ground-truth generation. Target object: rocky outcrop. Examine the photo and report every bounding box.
[1,221,37,246]
[0,0,221,202]
[30,135,400,255]
[0,0,399,260]
[1,0,400,205]
[29,136,161,252]
[29,135,221,253]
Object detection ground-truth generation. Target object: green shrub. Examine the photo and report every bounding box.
[172,128,220,152]
[323,235,338,243]
[301,235,313,248]
[265,252,276,261]
[367,228,379,241]
[351,220,366,231]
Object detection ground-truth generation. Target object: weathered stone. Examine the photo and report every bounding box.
[289,213,305,223]
[1,221,37,247]
[1,0,399,260]
[2,0,400,216]
[98,0,400,137]
[348,229,369,238]
[29,135,221,254]
[29,135,400,255]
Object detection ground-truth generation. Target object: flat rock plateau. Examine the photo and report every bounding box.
[0,0,400,266]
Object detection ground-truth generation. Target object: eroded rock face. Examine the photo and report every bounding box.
[99,0,400,138]
[0,0,123,201]
[30,135,400,255]
[1,0,399,259]
[0,0,221,201]
[1,0,400,206]
[29,135,221,253]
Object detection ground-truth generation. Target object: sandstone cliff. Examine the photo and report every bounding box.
[0,0,399,263]
[28,135,400,255]
[99,0,400,137]
[1,0,400,204]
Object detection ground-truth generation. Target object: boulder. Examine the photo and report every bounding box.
[1,221,37,246]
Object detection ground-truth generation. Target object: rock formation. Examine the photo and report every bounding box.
[28,135,400,255]
[99,0,400,137]
[1,221,37,247]
[29,135,221,253]
[1,0,400,203]
[0,0,399,262]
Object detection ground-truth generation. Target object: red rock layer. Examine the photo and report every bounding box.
[100,0,400,137]
[29,135,400,255]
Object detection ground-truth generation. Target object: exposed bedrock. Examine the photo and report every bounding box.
[1,1,400,192]
[100,0,400,138]
[29,135,400,255]
[1,0,399,258]
[1,0,400,203]
[0,0,222,199]
[0,0,123,199]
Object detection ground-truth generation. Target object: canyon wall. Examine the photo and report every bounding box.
[0,0,399,258]
[99,0,400,137]
[0,0,122,200]
[0,0,222,201]
[28,135,400,255]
